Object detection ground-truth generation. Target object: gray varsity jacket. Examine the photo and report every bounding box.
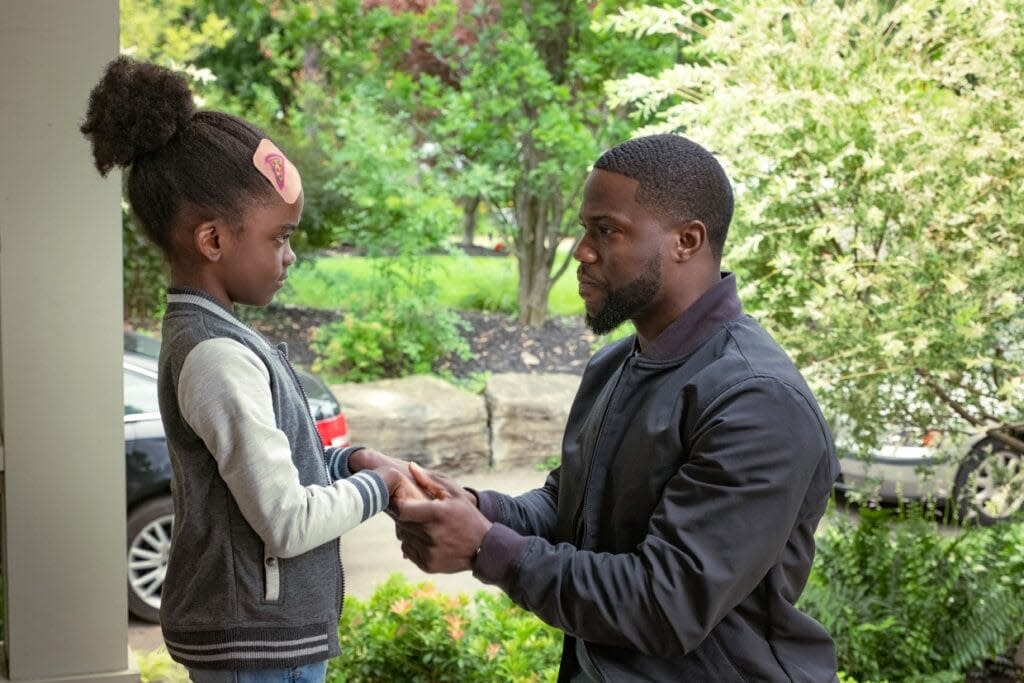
[157,288,388,669]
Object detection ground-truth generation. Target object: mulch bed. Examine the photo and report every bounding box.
[245,304,598,377]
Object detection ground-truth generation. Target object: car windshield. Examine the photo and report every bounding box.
[124,368,160,416]
[296,370,333,402]
[125,330,162,358]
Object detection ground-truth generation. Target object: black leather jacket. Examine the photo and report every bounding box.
[473,277,839,682]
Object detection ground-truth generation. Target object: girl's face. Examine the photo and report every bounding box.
[218,192,303,307]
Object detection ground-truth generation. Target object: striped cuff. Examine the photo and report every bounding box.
[326,445,365,481]
[348,470,390,521]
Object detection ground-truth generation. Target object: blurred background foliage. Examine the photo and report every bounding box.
[603,0,1024,451]
[120,0,1023,452]
[119,2,1024,680]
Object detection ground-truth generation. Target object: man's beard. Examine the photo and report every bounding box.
[584,256,661,335]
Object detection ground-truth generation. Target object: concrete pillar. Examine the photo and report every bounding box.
[0,1,138,680]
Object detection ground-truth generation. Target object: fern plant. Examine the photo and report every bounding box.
[801,508,1024,681]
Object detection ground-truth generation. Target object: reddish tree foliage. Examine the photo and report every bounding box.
[363,0,499,86]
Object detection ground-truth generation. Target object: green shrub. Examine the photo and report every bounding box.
[456,284,518,315]
[535,454,561,472]
[123,210,168,325]
[801,508,1024,681]
[331,574,561,682]
[134,646,188,683]
[312,300,472,382]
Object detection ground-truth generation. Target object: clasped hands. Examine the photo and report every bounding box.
[351,448,493,573]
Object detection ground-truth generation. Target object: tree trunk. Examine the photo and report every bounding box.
[516,233,555,326]
[513,139,563,326]
[461,194,480,248]
[300,44,322,139]
[509,2,577,326]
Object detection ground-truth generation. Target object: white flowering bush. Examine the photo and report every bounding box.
[603,0,1024,449]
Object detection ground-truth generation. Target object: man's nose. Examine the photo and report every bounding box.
[573,233,597,263]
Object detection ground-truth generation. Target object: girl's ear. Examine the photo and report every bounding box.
[669,219,707,262]
[193,220,224,262]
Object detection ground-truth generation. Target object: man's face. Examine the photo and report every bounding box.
[220,192,303,307]
[575,169,671,335]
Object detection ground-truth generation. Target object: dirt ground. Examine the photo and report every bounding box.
[245,304,600,377]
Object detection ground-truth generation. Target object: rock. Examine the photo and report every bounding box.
[332,376,489,473]
[520,350,540,366]
[485,372,582,471]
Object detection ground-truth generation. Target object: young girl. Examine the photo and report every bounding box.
[82,56,417,682]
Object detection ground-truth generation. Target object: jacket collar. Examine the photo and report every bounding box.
[165,287,272,349]
[639,272,743,362]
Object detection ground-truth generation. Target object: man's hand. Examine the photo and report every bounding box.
[391,462,477,507]
[352,448,435,506]
[394,463,491,573]
[372,465,429,506]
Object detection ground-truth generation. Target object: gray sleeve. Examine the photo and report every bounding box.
[178,338,388,558]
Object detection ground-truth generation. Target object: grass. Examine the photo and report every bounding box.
[279,251,584,317]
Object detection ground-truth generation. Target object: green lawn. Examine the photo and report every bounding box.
[279,251,585,317]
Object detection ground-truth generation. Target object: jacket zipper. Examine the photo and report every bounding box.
[572,358,631,544]
[276,346,344,611]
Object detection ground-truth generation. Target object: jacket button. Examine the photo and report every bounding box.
[266,557,277,567]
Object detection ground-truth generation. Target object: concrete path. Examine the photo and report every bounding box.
[129,466,548,653]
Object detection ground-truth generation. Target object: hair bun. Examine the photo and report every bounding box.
[81,56,196,176]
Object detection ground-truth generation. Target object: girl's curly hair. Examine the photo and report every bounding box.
[81,56,280,258]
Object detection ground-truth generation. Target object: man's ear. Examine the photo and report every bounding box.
[669,220,707,262]
[193,220,225,263]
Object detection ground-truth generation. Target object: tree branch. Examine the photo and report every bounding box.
[915,369,982,427]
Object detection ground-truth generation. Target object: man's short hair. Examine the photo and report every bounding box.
[594,134,734,259]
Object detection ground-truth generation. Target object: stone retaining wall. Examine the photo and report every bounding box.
[332,372,581,472]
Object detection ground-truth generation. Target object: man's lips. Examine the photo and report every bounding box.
[577,274,603,302]
[577,271,602,288]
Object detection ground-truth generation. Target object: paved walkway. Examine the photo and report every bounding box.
[129,466,547,653]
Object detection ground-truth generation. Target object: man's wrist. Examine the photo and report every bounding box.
[471,523,527,584]
[469,520,493,570]
[463,486,482,509]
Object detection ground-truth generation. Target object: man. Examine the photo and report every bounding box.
[395,134,840,682]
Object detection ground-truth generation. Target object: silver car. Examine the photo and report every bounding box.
[836,425,1024,525]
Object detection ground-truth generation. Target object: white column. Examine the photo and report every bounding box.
[0,0,138,680]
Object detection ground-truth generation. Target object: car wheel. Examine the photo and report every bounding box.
[127,495,174,623]
[953,437,1024,526]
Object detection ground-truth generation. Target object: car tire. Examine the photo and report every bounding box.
[953,437,1024,526]
[127,495,174,623]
